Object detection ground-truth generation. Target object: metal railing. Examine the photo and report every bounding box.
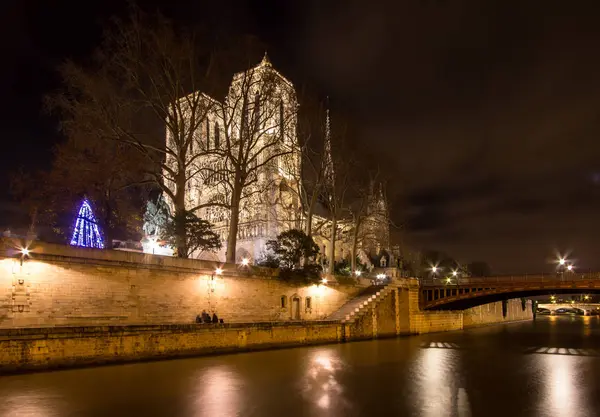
[420,272,600,287]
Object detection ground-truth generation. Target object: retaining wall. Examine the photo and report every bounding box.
[0,239,362,327]
[0,322,343,374]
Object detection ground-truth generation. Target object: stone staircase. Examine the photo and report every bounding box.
[328,284,395,323]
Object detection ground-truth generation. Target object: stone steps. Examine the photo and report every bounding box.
[327,285,385,321]
[332,281,411,324]
[327,283,406,323]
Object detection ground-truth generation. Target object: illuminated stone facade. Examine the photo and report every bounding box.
[160,55,390,266]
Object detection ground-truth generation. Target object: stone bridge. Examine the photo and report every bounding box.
[420,273,600,310]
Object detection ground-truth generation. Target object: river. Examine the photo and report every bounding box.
[1,316,600,417]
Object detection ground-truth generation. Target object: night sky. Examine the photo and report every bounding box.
[2,0,600,273]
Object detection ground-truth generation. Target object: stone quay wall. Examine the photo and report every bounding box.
[0,322,343,374]
[0,240,533,373]
[344,281,533,340]
[0,239,363,328]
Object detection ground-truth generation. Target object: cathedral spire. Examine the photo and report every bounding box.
[260,51,272,67]
[323,97,335,190]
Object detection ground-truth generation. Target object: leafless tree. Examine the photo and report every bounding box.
[274,91,331,238]
[320,122,354,275]
[46,6,218,257]
[348,174,396,273]
[203,54,298,263]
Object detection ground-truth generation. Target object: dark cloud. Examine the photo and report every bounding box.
[3,0,600,272]
[287,0,600,272]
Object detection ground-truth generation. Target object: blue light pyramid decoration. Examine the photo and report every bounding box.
[70,199,104,249]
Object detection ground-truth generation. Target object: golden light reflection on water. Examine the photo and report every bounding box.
[416,347,471,417]
[540,354,581,417]
[190,366,242,417]
[302,349,348,414]
[0,389,61,417]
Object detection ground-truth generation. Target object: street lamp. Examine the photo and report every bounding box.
[150,238,159,255]
[355,270,362,277]
[321,278,328,285]
[241,258,249,266]
[215,267,223,275]
[18,247,30,266]
[567,264,573,272]
[430,265,440,280]
[559,258,566,266]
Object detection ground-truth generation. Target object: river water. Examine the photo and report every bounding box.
[1,316,600,417]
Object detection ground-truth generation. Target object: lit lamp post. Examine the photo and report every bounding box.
[150,238,159,255]
[19,247,30,267]
[448,269,460,287]
[430,265,440,281]
[556,256,569,279]
[210,267,223,293]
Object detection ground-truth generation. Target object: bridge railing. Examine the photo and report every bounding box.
[420,272,600,287]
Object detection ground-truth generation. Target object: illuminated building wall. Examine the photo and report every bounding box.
[160,56,390,266]
[0,239,362,328]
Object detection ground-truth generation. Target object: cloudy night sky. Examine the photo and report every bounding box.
[2,0,600,273]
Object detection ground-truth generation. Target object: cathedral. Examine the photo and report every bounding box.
[143,55,391,269]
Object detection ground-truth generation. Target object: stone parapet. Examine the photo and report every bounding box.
[0,321,343,374]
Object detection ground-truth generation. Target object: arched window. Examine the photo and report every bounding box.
[214,123,220,148]
[305,297,312,310]
[280,296,287,309]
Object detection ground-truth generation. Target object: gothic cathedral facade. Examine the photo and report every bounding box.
[156,55,390,268]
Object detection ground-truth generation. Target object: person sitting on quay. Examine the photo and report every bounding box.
[203,311,212,324]
[212,313,219,324]
[197,310,210,324]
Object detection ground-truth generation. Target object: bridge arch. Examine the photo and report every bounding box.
[420,275,600,310]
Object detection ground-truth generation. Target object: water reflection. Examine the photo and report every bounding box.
[539,354,582,417]
[302,349,349,415]
[0,387,64,417]
[189,365,242,417]
[415,346,471,417]
[2,317,600,416]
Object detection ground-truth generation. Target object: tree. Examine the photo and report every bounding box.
[205,53,299,263]
[265,229,321,284]
[162,211,221,258]
[266,229,320,269]
[11,132,145,246]
[290,91,330,238]
[143,193,170,237]
[346,172,392,274]
[319,117,353,274]
[47,6,218,257]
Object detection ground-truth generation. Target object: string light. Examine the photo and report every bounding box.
[70,199,104,249]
